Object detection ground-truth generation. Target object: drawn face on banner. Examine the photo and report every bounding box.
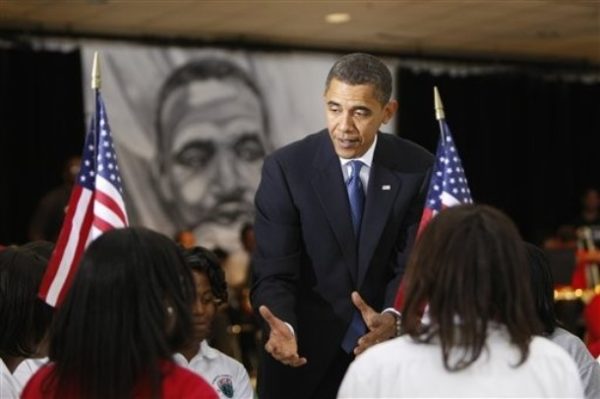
[157,62,268,251]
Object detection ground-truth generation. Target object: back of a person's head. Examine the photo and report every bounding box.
[48,227,195,399]
[525,242,557,335]
[401,204,540,371]
[0,244,53,359]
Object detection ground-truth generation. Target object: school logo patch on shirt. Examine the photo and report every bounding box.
[213,374,234,398]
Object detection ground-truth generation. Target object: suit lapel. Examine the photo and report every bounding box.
[357,141,402,286]
[311,133,358,283]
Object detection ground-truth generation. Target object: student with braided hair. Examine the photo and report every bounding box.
[176,246,254,399]
[338,205,583,398]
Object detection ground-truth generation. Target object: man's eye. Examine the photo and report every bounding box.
[354,109,369,117]
[234,134,265,162]
[175,142,215,168]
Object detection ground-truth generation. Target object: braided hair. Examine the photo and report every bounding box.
[181,246,228,304]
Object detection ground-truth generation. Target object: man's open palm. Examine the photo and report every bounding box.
[259,305,308,367]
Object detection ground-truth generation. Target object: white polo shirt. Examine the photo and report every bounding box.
[174,340,254,399]
[1,357,21,398]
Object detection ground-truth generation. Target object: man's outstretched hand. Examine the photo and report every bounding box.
[351,291,397,355]
[259,305,308,367]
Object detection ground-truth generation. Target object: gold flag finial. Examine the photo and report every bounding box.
[434,86,445,121]
[91,51,101,90]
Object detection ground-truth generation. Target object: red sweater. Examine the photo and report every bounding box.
[22,361,218,398]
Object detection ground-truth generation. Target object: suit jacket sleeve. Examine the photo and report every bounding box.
[251,153,302,330]
[384,164,432,308]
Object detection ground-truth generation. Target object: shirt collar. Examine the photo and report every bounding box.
[199,339,219,360]
[339,134,377,168]
[174,339,219,365]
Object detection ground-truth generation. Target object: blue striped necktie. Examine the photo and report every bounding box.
[347,160,365,238]
[341,160,367,353]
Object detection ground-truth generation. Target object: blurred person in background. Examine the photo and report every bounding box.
[526,242,600,399]
[29,156,80,242]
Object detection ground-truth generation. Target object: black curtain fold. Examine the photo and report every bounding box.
[0,47,85,245]
[396,67,600,244]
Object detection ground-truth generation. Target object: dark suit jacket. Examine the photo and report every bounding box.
[251,129,433,399]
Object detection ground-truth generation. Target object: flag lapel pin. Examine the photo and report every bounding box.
[382,185,391,190]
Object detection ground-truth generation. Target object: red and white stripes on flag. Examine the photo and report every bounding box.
[393,118,472,310]
[416,119,473,237]
[39,91,128,307]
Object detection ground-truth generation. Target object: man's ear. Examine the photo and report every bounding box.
[383,100,399,124]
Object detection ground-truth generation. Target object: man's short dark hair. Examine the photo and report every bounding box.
[325,53,392,105]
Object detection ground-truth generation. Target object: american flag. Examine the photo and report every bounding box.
[394,118,472,309]
[417,119,473,237]
[39,91,128,307]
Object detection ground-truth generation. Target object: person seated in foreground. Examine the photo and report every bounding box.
[337,204,583,398]
[21,227,217,399]
[0,242,54,398]
[10,241,55,391]
[526,241,600,399]
[175,246,254,399]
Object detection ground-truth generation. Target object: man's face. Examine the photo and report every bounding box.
[190,270,217,343]
[324,78,397,159]
[160,78,266,247]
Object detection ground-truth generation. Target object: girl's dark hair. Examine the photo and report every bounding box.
[401,204,541,371]
[0,242,53,358]
[46,227,195,399]
[181,246,228,303]
[525,242,557,335]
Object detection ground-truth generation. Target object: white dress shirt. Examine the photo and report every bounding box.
[339,134,377,193]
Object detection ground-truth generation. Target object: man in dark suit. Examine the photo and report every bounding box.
[251,53,434,399]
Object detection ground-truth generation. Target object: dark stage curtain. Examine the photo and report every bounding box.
[0,47,85,245]
[396,66,600,244]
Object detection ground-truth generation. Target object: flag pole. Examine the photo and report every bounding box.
[91,51,100,180]
[434,86,446,141]
[91,51,101,90]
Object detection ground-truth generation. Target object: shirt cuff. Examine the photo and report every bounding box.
[284,322,295,336]
[382,307,401,317]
